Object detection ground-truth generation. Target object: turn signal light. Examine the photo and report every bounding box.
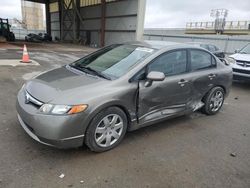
[68,105,88,114]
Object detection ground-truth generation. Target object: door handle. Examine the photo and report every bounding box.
[178,79,189,87]
[208,74,216,80]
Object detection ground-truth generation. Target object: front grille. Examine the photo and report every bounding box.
[236,60,250,68]
[233,68,250,74]
[24,91,43,108]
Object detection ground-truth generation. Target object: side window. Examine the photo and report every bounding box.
[212,56,216,65]
[190,50,215,71]
[148,50,187,76]
[132,68,146,81]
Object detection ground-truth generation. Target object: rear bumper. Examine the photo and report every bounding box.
[16,89,86,149]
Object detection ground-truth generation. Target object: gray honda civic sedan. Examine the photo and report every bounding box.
[16,41,232,152]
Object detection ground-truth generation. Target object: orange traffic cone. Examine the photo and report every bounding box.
[20,44,31,63]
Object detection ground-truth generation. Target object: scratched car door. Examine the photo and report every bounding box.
[138,49,192,123]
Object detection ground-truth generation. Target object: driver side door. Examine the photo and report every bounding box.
[138,49,193,124]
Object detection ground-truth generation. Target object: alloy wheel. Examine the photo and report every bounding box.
[209,90,224,112]
[94,114,124,147]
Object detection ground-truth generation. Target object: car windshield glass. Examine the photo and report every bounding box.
[71,45,155,79]
[240,44,250,54]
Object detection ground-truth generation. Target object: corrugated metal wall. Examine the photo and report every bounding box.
[104,0,138,45]
[144,29,250,54]
[50,10,60,40]
[49,0,143,46]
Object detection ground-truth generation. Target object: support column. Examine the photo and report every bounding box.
[100,0,106,47]
[45,0,51,35]
[73,1,76,42]
[136,0,146,41]
[58,0,63,41]
[76,0,80,41]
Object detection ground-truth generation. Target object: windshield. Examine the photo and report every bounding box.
[239,44,250,54]
[71,44,155,79]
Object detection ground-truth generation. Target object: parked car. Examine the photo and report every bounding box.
[16,41,232,152]
[38,33,52,41]
[188,42,225,61]
[228,43,250,81]
[25,33,52,42]
[25,33,42,42]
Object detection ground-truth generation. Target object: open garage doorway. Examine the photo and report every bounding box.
[9,0,47,41]
[24,0,145,47]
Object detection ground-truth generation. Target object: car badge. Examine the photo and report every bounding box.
[25,92,30,104]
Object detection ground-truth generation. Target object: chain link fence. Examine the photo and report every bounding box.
[10,28,46,40]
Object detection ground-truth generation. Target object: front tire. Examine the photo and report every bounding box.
[85,107,127,152]
[202,86,225,115]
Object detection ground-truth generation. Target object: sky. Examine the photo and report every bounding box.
[0,0,22,19]
[0,0,249,28]
[145,0,250,28]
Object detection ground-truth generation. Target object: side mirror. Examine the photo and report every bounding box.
[235,49,239,53]
[145,71,165,87]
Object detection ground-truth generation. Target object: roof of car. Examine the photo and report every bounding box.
[124,40,196,50]
[187,42,216,46]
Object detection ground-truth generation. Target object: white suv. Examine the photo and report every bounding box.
[229,43,250,81]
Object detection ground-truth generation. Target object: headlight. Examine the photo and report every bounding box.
[51,105,71,114]
[226,57,236,64]
[39,104,87,115]
[39,104,53,114]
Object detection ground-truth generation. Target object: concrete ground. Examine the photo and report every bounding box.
[0,42,249,188]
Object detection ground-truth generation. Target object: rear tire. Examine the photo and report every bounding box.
[85,107,127,152]
[202,87,225,115]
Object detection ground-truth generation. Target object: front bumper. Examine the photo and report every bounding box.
[16,89,86,149]
[232,64,250,81]
[17,114,84,148]
[232,69,250,81]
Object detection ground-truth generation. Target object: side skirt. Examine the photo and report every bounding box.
[128,110,191,131]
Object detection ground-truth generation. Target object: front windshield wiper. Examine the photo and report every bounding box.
[70,64,111,80]
[83,66,111,80]
[239,51,247,54]
[69,64,86,72]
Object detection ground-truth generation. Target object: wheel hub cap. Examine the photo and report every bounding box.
[95,114,124,148]
[210,90,224,112]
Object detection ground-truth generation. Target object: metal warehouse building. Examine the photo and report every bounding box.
[25,0,146,46]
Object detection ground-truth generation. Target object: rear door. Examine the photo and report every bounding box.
[138,49,193,123]
[188,49,219,102]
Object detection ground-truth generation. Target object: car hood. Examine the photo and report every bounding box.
[25,66,109,104]
[229,53,250,61]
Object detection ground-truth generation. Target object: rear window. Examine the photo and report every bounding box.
[190,50,215,71]
[148,50,187,76]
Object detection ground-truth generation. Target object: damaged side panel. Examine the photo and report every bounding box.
[137,73,193,126]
